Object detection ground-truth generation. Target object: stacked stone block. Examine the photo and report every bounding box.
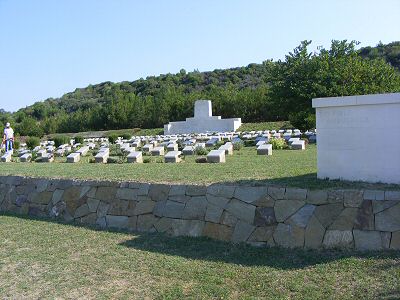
[1,175,399,250]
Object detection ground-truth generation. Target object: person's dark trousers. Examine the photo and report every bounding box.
[5,140,13,152]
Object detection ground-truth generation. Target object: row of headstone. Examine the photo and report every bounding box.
[103,126,310,147]
[65,145,90,163]
[1,127,314,163]
[104,140,236,164]
[128,128,315,148]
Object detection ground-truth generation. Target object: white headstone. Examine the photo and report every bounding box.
[67,152,81,163]
[291,140,305,150]
[257,144,272,155]
[142,144,153,152]
[151,146,165,156]
[55,149,65,157]
[95,151,109,163]
[207,149,226,163]
[167,143,178,152]
[165,151,182,163]
[20,153,32,162]
[1,152,12,162]
[288,137,300,145]
[37,149,47,158]
[76,146,89,156]
[42,153,54,163]
[182,146,195,155]
[127,151,143,163]
[219,143,233,155]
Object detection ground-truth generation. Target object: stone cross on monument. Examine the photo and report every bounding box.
[194,100,212,118]
[164,99,242,134]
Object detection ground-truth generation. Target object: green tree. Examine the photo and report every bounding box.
[17,117,44,137]
[270,40,400,128]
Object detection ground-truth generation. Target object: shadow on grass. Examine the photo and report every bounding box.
[2,162,400,190]
[2,172,400,191]
[376,289,400,300]
[222,173,400,190]
[2,212,399,270]
[119,233,400,270]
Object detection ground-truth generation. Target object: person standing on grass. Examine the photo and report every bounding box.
[2,122,14,153]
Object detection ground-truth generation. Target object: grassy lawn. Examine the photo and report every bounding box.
[1,144,399,190]
[0,214,399,299]
[238,121,292,132]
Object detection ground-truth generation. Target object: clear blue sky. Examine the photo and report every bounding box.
[0,0,399,112]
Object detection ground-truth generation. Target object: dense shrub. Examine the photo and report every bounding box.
[107,157,119,164]
[30,151,37,161]
[212,141,225,150]
[289,111,316,131]
[109,145,124,157]
[53,135,70,147]
[244,140,256,147]
[26,136,40,150]
[195,147,209,155]
[108,134,118,144]
[233,142,243,151]
[74,135,84,144]
[176,140,184,150]
[121,133,131,140]
[13,141,20,149]
[269,138,287,150]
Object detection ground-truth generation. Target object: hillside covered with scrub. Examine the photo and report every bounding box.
[1,40,400,136]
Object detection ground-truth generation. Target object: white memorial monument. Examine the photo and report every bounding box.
[312,92,400,184]
[164,100,242,134]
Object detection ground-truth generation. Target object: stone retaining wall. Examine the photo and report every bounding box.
[1,176,400,250]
